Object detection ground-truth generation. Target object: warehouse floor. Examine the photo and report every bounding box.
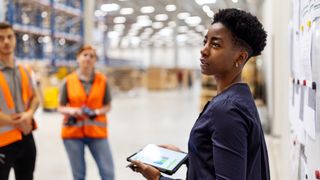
[9,84,281,180]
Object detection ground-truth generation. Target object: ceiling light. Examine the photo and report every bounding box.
[137,15,150,20]
[177,34,187,42]
[177,12,190,20]
[195,0,216,5]
[165,4,176,12]
[152,22,164,29]
[114,24,125,31]
[168,21,176,27]
[207,11,214,18]
[159,28,173,36]
[22,34,29,41]
[113,17,126,24]
[178,26,188,33]
[140,6,155,14]
[108,31,121,39]
[155,14,168,21]
[232,0,238,3]
[195,25,205,32]
[144,28,154,34]
[202,5,211,13]
[94,10,107,17]
[185,16,202,25]
[137,19,153,27]
[120,8,134,15]
[101,3,120,12]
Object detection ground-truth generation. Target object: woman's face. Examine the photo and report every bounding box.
[77,49,96,70]
[200,22,241,77]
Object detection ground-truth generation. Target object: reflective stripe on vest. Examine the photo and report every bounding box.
[62,72,108,139]
[0,65,35,147]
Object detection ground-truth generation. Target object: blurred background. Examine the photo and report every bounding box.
[1,0,319,180]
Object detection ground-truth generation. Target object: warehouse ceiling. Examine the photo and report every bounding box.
[94,0,263,48]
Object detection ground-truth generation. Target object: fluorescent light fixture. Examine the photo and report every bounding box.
[152,22,164,29]
[137,15,150,20]
[137,19,153,27]
[120,8,134,15]
[232,0,238,3]
[108,31,121,39]
[155,14,168,21]
[195,25,205,32]
[177,12,190,20]
[178,26,188,33]
[185,16,202,25]
[202,5,211,13]
[95,10,107,17]
[195,0,216,5]
[114,24,125,31]
[168,21,176,27]
[59,38,66,45]
[101,3,120,12]
[144,28,154,34]
[43,36,51,43]
[176,34,187,42]
[159,28,173,36]
[41,11,48,18]
[140,6,155,14]
[207,11,214,18]
[165,4,176,12]
[22,34,29,41]
[113,17,126,24]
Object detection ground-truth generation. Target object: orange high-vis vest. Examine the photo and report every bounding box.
[0,65,35,147]
[62,72,108,139]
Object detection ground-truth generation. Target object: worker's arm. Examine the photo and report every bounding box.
[94,103,111,115]
[0,112,17,126]
[14,92,40,134]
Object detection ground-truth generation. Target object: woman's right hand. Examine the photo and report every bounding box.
[159,144,182,152]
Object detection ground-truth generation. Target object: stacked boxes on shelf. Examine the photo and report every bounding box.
[6,0,83,62]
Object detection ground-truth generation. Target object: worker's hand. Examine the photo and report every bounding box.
[12,111,33,124]
[129,160,161,180]
[68,108,83,117]
[159,144,182,152]
[15,121,33,135]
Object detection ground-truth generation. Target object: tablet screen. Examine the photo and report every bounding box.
[127,144,187,174]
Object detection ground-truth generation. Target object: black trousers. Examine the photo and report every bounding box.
[0,133,37,180]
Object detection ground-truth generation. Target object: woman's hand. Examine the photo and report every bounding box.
[129,160,161,180]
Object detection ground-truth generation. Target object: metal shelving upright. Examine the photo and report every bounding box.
[4,0,84,65]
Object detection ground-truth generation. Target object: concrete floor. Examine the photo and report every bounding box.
[9,85,280,180]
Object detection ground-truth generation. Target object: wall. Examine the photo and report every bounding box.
[262,0,291,178]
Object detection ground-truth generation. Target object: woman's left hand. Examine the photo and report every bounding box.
[129,160,161,180]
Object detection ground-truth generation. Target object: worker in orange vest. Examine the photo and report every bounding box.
[0,22,39,180]
[58,45,114,180]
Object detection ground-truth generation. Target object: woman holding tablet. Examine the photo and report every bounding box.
[129,8,270,180]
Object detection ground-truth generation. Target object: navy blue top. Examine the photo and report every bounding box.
[161,83,270,180]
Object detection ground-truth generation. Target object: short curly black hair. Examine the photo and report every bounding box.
[212,8,267,57]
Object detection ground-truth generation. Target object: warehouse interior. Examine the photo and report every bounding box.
[1,0,318,179]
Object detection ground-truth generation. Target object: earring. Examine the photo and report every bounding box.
[235,62,239,68]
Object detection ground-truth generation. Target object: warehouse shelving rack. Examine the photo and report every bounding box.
[5,0,84,65]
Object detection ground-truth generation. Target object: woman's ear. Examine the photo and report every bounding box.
[236,51,249,67]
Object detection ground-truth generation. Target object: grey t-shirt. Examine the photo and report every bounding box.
[59,71,111,106]
[0,63,35,113]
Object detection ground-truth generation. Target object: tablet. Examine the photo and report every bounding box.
[127,144,188,175]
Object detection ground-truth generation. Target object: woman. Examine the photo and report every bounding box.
[58,45,114,180]
[130,8,270,180]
